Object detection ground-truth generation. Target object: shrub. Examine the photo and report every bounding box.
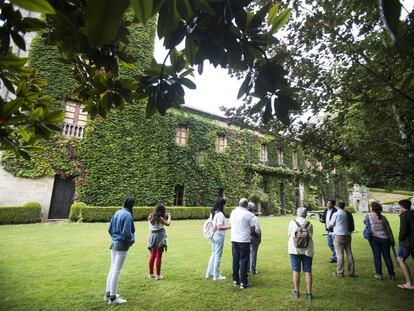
[0,202,41,224]
[346,206,356,213]
[69,204,235,223]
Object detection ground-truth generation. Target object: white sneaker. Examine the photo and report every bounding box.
[213,275,226,281]
[148,274,156,279]
[108,296,127,305]
[156,275,164,280]
[103,294,119,302]
[205,273,212,279]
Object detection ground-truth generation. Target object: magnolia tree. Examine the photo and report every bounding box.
[0,0,297,158]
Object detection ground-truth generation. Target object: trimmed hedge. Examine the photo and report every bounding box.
[369,188,413,195]
[69,203,235,223]
[0,202,42,224]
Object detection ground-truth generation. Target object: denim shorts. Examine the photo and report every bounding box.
[290,254,313,272]
[398,243,414,260]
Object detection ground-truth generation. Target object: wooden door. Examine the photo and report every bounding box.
[48,176,75,219]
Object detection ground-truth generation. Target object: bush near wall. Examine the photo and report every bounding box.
[69,203,235,223]
[0,202,41,224]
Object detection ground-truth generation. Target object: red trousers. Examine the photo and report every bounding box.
[149,247,163,275]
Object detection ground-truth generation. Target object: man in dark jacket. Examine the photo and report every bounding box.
[319,199,337,263]
[397,199,414,290]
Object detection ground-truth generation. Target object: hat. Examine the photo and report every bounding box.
[297,207,307,218]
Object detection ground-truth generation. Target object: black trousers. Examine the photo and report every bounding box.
[232,241,250,285]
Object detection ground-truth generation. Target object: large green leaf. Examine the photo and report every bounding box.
[179,77,196,89]
[10,0,55,14]
[378,0,401,43]
[86,0,130,46]
[270,8,291,34]
[0,52,27,66]
[131,0,154,24]
[267,3,280,25]
[157,0,180,38]
[237,73,252,99]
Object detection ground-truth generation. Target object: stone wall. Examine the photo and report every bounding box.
[0,152,54,218]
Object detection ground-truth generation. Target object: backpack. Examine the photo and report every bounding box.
[293,220,311,248]
[346,210,355,232]
[203,216,214,239]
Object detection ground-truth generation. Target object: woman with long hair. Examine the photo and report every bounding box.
[206,197,230,281]
[147,202,171,280]
[364,201,396,280]
[104,198,135,305]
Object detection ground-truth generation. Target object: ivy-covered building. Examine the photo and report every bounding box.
[0,16,348,219]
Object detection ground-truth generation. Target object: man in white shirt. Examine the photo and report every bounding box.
[230,198,255,289]
[329,201,355,277]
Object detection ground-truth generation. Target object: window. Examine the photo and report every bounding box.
[174,185,184,206]
[278,147,284,165]
[216,134,227,152]
[292,150,298,169]
[260,144,268,162]
[176,127,188,145]
[62,100,87,138]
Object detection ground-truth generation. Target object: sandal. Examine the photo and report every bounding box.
[398,284,414,290]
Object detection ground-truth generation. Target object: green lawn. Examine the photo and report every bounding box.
[1,214,413,311]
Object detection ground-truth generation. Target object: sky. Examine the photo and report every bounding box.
[154,0,414,117]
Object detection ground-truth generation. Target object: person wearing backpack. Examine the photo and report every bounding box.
[205,198,230,281]
[364,201,396,281]
[288,207,314,301]
[329,201,355,278]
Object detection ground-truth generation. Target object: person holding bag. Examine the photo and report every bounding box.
[364,201,396,280]
[205,198,230,281]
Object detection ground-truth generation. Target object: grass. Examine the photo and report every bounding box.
[1,214,413,311]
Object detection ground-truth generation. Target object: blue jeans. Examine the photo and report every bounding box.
[398,243,414,260]
[206,233,225,278]
[369,237,395,276]
[232,242,250,285]
[327,233,337,261]
[249,236,261,273]
[290,254,313,272]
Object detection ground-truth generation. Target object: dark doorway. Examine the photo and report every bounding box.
[49,175,75,219]
[173,185,184,206]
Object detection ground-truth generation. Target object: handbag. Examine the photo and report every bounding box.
[363,215,372,240]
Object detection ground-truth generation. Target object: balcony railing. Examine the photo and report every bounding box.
[62,123,84,138]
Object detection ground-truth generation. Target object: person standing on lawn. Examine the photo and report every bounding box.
[364,201,396,280]
[330,201,355,278]
[230,198,255,289]
[247,202,261,274]
[147,202,171,280]
[205,197,231,281]
[288,207,314,301]
[319,199,337,263]
[397,199,414,290]
[104,197,136,305]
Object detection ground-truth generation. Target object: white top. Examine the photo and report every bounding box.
[148,221,164,231]
[326,209,334,230]
[330,209,349,235]
[251,214,261,235]
[288,217,314,257]
[212,211,227,235]
[230,206,254,243]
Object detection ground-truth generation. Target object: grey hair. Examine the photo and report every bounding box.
[239,198,249,208]
[296,207,307,218]
[247,202,256,212]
